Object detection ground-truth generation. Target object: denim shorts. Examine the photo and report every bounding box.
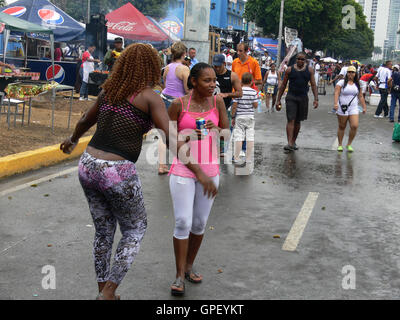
[161,93,175,109]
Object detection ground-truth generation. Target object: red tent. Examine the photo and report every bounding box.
[106,3,168,42]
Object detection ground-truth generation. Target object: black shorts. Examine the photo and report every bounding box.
[285,94,309,122]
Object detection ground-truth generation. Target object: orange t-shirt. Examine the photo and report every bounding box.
[232,56,262,82]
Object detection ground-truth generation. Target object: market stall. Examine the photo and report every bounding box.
[105,3,169,42]
[1,0,86,87]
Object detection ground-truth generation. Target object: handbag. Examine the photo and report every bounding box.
[393,123,400,142]
[340,93,358,113]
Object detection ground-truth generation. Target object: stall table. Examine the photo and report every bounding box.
[3,81,74,132]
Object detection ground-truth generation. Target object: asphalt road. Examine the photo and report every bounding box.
[1,85,400,300]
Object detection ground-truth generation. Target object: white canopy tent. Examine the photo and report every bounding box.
[321,57,337,63]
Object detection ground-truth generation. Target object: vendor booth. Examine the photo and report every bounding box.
[1,0,85,86]
[0,11,74,133]
[105,3,169,42]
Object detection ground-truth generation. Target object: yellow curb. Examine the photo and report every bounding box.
[0,136,92,179]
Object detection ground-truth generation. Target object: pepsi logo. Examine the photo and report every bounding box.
[2,6,27,17]
[46,65,65,83]
[38,9,64,25]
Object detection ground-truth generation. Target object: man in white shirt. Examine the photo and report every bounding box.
[374,60,393,118]
[314,57,321,85]
[224,49,234,71]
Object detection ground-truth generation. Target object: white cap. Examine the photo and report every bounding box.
[394,64,399,70]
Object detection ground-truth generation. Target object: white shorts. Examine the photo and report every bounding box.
[233,115,255,142]
[360,80,368,94]
[337,104,359,116]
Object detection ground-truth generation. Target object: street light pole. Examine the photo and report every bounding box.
[277,0,285,67]
[87,0,91,24]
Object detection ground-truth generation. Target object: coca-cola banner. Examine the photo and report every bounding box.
[106,21,137,32]
[105,3,167,41]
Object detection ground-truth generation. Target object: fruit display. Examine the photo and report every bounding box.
[5,81,58,100]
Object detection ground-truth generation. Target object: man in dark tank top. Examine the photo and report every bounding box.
[212,54,243,155]
[212,54,243,110]
[276,52,319,152]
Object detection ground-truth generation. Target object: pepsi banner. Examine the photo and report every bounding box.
[159,16,184,39]
[0,0,85,42]
[27,60,77,86]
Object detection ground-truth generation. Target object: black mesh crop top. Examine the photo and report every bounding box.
[88,95,153,163]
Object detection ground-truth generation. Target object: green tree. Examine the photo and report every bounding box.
[244,0,374,60]
[373,46,382,55]
[50,0,174,22]
[244,0,344,50]
[328,1,374,60]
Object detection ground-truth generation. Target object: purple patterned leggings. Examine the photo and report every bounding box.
[78,152,147,285]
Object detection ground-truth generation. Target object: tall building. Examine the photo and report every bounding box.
[167,0,245,31]
[356,0,400,60]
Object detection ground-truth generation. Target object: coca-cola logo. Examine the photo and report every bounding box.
[106,21,137,32]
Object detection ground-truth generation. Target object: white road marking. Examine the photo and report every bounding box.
[331,137,339,150]
[0,167,78,197]
[282,192,320,252]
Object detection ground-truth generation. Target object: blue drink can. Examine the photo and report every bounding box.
[196,118,208,136]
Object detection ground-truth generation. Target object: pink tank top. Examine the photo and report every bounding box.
[169,94,220,179]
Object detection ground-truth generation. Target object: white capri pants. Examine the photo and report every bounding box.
[169,174,220,240]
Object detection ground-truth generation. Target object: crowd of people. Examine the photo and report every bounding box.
[60,40,399,300]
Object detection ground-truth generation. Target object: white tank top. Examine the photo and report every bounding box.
[267,71,278,85]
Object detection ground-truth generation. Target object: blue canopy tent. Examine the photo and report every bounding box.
[0,0,85,42]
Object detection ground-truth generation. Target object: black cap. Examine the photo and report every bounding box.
[114,37,123,43]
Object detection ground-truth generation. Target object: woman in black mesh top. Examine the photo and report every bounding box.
[60,44,217,300]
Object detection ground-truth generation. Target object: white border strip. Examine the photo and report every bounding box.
[0,167,78,197]
[282,192,320,252]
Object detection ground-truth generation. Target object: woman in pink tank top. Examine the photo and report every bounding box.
[167,63,229,296]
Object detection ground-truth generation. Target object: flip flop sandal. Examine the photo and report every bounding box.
[171,277,185,296]
[185,269,203,284]
[96,292,120,300]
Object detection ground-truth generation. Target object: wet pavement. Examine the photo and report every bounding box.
[1,85,400,300]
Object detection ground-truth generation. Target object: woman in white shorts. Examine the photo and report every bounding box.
[334,66,367,152]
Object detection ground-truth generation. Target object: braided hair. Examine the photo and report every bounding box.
[102,43,161,104]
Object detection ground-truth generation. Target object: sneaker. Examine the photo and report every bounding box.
[389,119,394,123]
[233,158,245,166]
[79,97,85,101]
[384,115,389,118]
[337,146,344,152]
[239,151,246,157]
[86,98,93,101]
[284,144,294,151]
[346,145,354,152]
[374,114,384,118]
[293,143,299,150]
